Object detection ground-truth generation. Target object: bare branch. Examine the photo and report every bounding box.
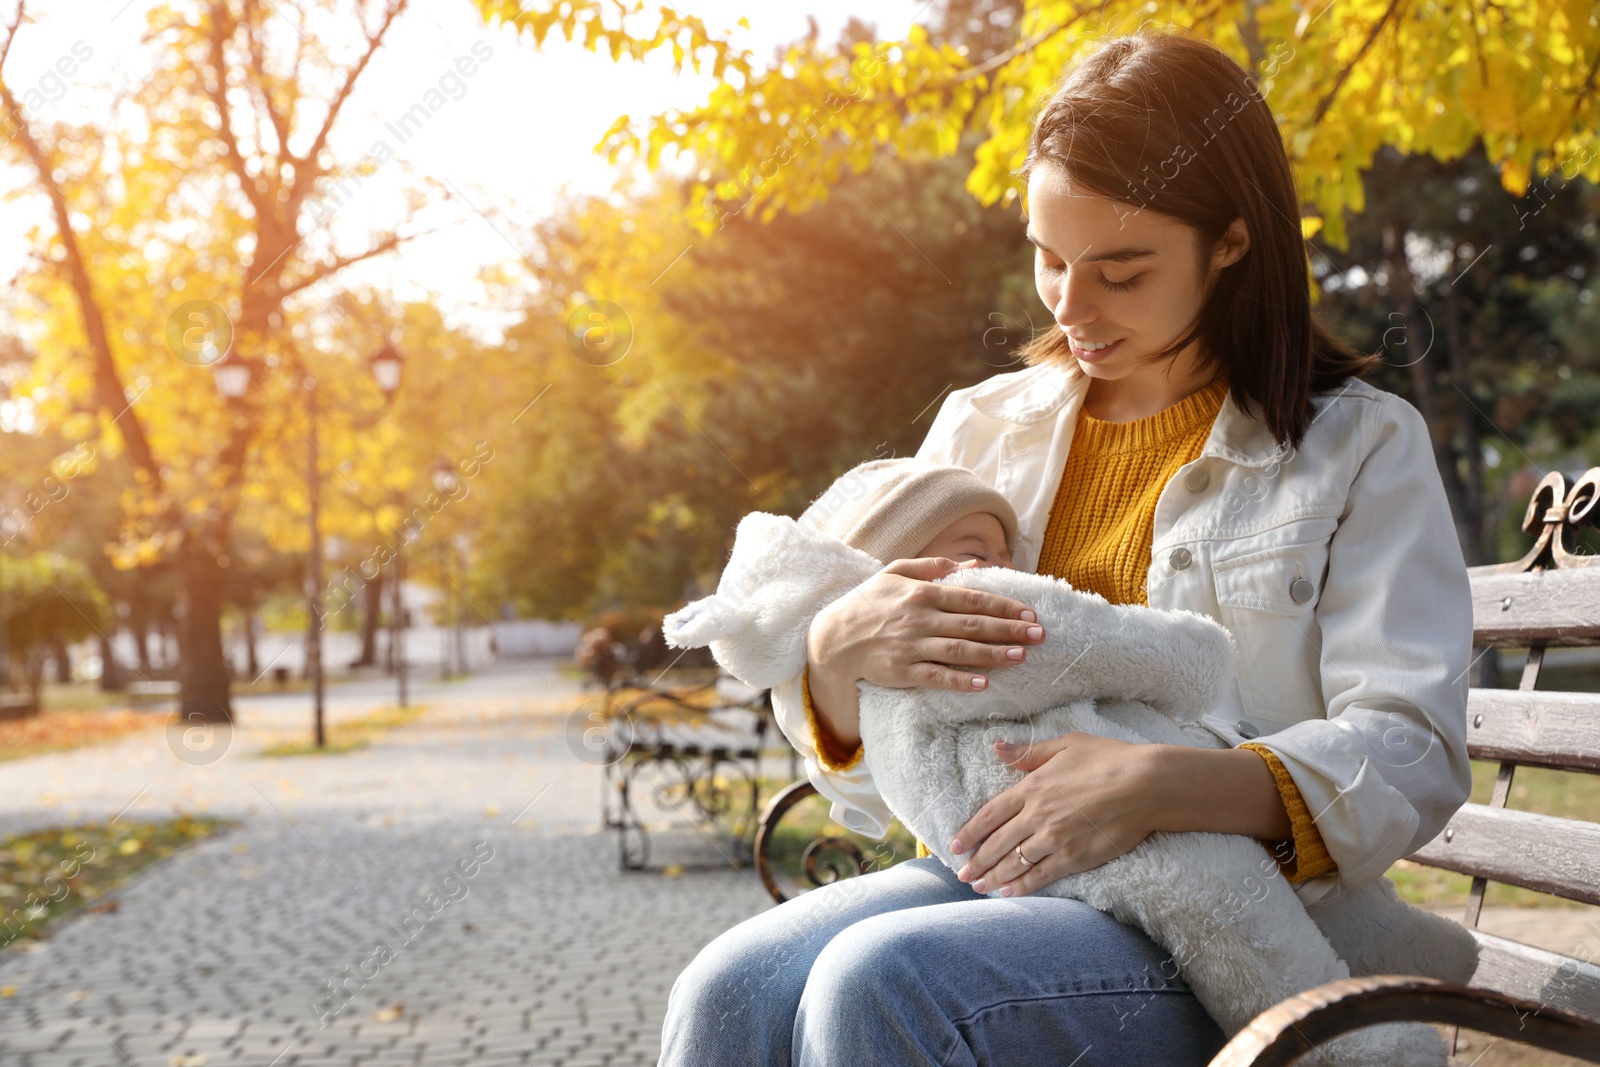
[205,0,269,219]
[276,227,439,299]
[0,0,24,78]
[0,71,162,486]
[292,0,407,182]
[242,0,292,160]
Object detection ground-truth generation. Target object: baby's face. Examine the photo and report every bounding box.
[917,511,1015,569]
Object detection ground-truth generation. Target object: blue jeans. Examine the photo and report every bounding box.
[659,856,1229,1066]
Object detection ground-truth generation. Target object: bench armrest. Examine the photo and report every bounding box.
[1207,974,1599,1066]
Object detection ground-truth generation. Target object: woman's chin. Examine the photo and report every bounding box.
[1075,356,1128,377]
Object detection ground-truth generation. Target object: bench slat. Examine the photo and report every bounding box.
[1466,689,1600,773]
[1469,930,1600,1021]
[1471,566,1600,647]
[649,719,759,758]
[1408,805,1600,906]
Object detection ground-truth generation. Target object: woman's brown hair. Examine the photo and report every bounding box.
[1015,28,1382,452]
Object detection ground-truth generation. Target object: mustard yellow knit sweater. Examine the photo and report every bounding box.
[801,372,1336,884]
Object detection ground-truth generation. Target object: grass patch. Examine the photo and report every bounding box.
[39,682,127,713]
[1388,757,1600,909]
[255,703,426,757]
[0,815,230,951]
[760,792,921,884]
[0,708,162,762]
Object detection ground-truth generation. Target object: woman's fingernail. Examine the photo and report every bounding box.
[1006,646,1024,661]
[999,884,1014,897]
[972,879,987,893]
[1027,625,1044,641]
[971,675,987,689]
[1020,610,1037,622]
[950,838,965,854]
[995,740,1015,752]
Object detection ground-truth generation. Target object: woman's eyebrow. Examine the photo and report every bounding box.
[1024,229,1157,264]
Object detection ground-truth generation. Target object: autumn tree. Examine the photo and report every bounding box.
[0,0,756,723]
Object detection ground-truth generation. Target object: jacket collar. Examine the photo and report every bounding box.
[968,360,1080,424]
[968,360,1287,469]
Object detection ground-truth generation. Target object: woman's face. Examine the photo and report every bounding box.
[1025,162,1247,383]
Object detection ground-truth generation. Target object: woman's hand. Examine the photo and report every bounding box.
[803,556,1047,748]
[949,732,1165,897]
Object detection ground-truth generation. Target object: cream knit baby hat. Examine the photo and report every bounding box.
[798,458,1020,564]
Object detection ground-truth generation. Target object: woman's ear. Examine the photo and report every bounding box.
[1211,216,1250,271]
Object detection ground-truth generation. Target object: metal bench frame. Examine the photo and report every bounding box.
[600,671,773,872]
[754,468,1600,1063]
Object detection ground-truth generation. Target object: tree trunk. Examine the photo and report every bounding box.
[26,649,45,708]
[352,570,385,667]
[97,631,124,692]
[179,539,233,724]
[1443,279,1490,567]
[243,610,260,680]
[51,638,72,684]
[1386,222,1475,556]
[133,617,152,672]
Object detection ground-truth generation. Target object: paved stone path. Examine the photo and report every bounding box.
[0,662,781,1066]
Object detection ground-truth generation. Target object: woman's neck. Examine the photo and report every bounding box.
[1079,350,1222,423]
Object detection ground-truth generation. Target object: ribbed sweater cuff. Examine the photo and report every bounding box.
[1240,742,1338,883]
[802,663,865,772]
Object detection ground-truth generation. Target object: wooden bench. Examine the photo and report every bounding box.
[755,468,1600,1062]
[126,680,182,708]
[0,693,39,721]
[599,670,775,871]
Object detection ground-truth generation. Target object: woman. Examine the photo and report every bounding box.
[659,28,1473,1067]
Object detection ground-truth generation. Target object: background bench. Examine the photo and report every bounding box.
[598,669,775,872]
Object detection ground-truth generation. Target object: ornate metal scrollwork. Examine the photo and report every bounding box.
[1488,467,1600,574]
[754,779,875,904]
[598,673,769,872]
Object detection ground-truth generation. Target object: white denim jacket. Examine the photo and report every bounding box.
[770,359,1475,899]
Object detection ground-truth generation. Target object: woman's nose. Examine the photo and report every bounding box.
[1058,271,1101,326]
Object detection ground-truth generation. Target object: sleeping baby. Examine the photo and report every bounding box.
[664,458,1476,1066]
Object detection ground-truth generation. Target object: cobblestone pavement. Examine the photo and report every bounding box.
[0,662,781,1066]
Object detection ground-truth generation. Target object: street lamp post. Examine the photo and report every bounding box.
[306,375,325,746]
[430,460,465,681]
[211,342,404,747]
[370,344,407,709]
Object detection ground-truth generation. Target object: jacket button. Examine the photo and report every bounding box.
[1183,467,1209,493]
[1169,547,1192,570]
[1290,577,1315,604]
[1235,720,1261,739]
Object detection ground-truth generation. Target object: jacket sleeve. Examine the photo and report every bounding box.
[1239,392,1475,889]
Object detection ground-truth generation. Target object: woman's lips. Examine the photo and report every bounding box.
[1069,336,1123,362]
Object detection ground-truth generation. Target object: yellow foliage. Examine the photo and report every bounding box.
[474,0,1600,253]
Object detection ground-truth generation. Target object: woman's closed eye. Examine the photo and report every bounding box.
[1037,257,1142,292]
